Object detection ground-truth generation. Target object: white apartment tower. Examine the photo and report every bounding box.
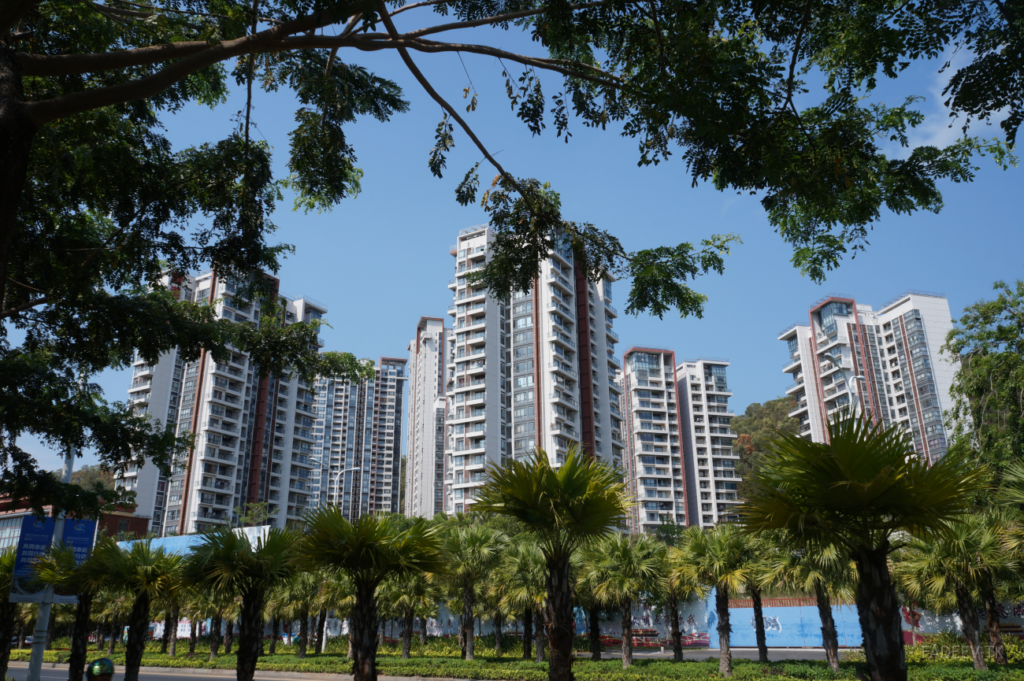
[442,225,624,515]
[677,359,739,527]
[405,318,447,519]
[313,358,407,520]
[621,348,688,533]
[119,271,329,534]
[779,291,954,462]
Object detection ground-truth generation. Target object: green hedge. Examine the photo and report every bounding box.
[12,647,1024,681]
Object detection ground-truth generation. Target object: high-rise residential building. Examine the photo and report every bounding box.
[676,359,739,527]
[313,358,408,520]
[779,291,954,462]
[118,271,328,534]
[404,318,447,519]
[620,348,688,533]
[442,225,624,515]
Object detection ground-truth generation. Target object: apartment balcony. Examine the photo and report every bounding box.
[206,420,238,434]
[605,327,619,343]
[547,271,572,292]
[464,317,487,331]
[548,301,574,317]
[551,422,578,438]
[819,360,845,378]
[608,379,622,394]
[466,391,487,405]
[466,361,487,377]
[548,331,576,349]
[132,364,154,378]
[200,478,232,492]
[549,361,577,379]
[607,354,622,369]
[447,304,457,317]
[822,382,849,399]
[784,379,805,395]
[783,355,801,371]
[213,363,245,379]
[448,278,458,289]
[197,509,229,522]
[604,301,618,318]
[549,391,579,408]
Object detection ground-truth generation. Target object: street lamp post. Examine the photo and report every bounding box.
[330,466,360,506]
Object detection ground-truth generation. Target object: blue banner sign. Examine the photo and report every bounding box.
[10,515,55,603]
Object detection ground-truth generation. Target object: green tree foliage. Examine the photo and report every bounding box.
[740,412,988,681]
[51,464,117,496]
[944,280,1024,482]
[731,396,798,495]
[2,0,1020,518]
[184,527,297,681]
[475,446,630,681]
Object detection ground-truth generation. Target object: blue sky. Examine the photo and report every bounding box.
[25,18,1024,471]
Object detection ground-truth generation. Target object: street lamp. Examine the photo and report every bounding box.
[330,466,361,506]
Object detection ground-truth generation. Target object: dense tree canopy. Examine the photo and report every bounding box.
[731,396,799,496]
[943,279,1024,484]
[1,0,1020,513]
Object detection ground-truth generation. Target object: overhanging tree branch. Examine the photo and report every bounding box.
[376,2,525,197]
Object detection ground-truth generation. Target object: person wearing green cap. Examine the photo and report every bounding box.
[85,658,115,681]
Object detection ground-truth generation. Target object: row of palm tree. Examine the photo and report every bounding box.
[0,412,1011,681]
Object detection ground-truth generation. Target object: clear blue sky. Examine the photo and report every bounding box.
[25,19,1024,472]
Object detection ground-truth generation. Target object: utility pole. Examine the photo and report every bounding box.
[25,439,76,681]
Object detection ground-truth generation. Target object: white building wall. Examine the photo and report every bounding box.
[405,318,447,519]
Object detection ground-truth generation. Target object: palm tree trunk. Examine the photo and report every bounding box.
[107,620,118,656]
[161,609,172,654]
[224,618,234,655]
[68,592,94,681]
[813,582,840,673]
[236,588,266,681]
[462,580,475,661]
[495,611,503,654]
[124,590,152,681]
[535,611,546,663]
[270,617,279,655]
[209,611,222,661]
[544,553,572,681]
[981,574,1007,665]
[667,592,682,662]
[401,607,414,659]
[522,607,533,661]
[189,619,197,654]
[750,585,769,663]
[350,579,380,681]
[169,607,179,657]
[316,609,327,654]
[715,585,733,678]
[418,615,426,645]
[620,599,633,668]
[18,619,26,649]
[852,544,906,681]
[0,600,18,681]
[297,606,309,659]
[954,584,987,670]
[347,621,353,660]
[589,605,601,660]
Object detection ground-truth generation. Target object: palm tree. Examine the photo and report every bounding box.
[277,570,321,659]
[739,412,987,681]
[673,524,748,678]
[490,535,546,661]
[658,546,708,663]
[571,560,604,661]
[91,539,182,681]
[184,527,296,681]
[296,509,443,681]
[386,571,433,659]
[474,446,630,681]
[760,537,854,672]
[32,539,111,681]
[440,521,507,660]
[580,533,662,668]
[743,531,782,664]
[0,548,19,680]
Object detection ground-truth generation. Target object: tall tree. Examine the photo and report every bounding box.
[740,412,988,681]
[32,540,112,681]
[944,279,1024,482]
[184,527,296,681]
[581,533,663,668]
[674,525,749,678]
[475,446,630,681]
[297,509,443,681]
[91,539,181,681]
[440,521,507,661]
[490,536,546,662]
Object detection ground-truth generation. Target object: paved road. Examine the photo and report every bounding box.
[7,649,841,681]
